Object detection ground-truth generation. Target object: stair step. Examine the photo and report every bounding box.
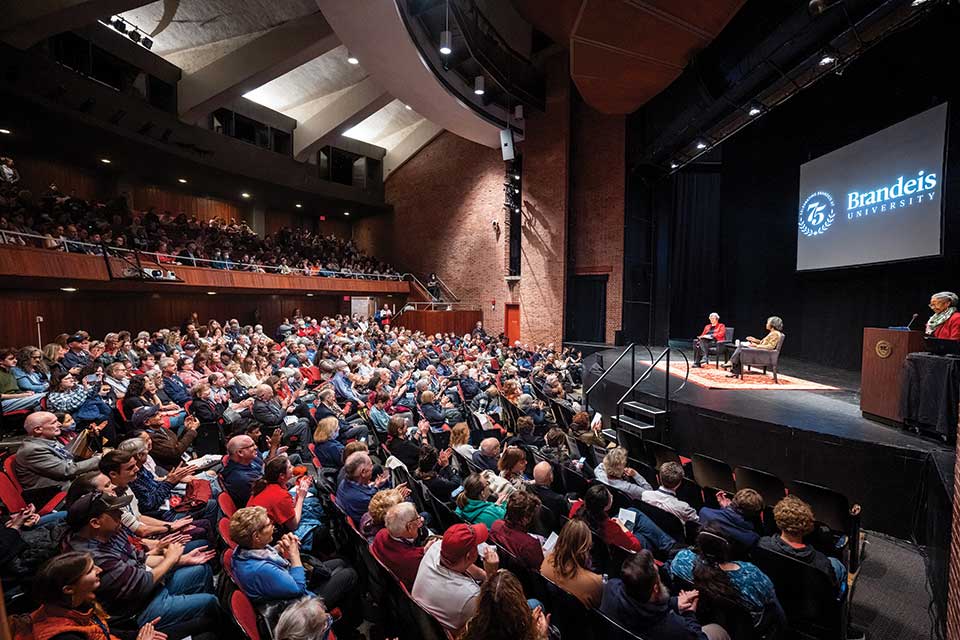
[612,415,655,432]
[623,401,667,418]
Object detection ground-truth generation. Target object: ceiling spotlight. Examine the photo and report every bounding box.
[748,105,762,116]
[60,287,78,292]
[513,174,520,180]
[343,211,350,216]
[306,293,314,297]
[295,203,302,208]
[695,140,707,150]
[818,53,837,66]
[440,30,452,55]
[100,158,112,164]
[241,192,251,199]
[0,128,10,135]
[177,178,187,184]
[206,291,216,295]
[128,31,141,44]
[474,76,485,96]
[670,162,679,169]
[514,105,524,119]
[347,52,359,65]
[911,0,931,5]
[405,104,412,110]
[111,17,127,34]
[142,37,153,50]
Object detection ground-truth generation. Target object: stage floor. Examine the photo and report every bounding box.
[584,347,953,539]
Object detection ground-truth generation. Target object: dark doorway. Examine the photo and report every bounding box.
[565,275,607,343]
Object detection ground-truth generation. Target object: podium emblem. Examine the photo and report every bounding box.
[875,340,892,359]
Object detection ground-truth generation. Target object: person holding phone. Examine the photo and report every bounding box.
[46,369,111,428]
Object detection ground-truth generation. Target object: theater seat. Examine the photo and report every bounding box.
[230,589,261,640]
[218,491,238,518]
[218,517,236,548]
[2,455,64,515]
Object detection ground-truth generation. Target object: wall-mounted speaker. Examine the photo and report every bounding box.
[500,128,515,161]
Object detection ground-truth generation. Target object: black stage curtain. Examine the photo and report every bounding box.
[668,171,723,340]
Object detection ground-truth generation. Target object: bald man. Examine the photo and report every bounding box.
[220,434,265,507]
[14,411,101,506]
[529,461,569,522]
[471,437,501,472]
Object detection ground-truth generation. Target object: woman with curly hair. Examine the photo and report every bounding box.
[457,570,549,640]
[13,346,49,393]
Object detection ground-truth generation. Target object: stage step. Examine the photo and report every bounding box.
[612,414,655,432]
[622,400,667,427]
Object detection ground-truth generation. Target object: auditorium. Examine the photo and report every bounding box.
[0,1,957,639]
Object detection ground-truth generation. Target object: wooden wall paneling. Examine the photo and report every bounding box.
[14,156,106,202]
[392,310,483,336]
[128,185,241,223]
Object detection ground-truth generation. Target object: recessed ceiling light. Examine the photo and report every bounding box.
[695,140,707,150]
[343,211,350,216]
[347,52,359,65]
[178,178,188,184]
[0,128,10,135]
[748,106,762,116]
[818,54,836,66]
[670,162,678,169]
[295,203,302,208]
[911,0,930,6]
[474,76,485,96]
[60,287,78,292]
[206,291,216,295]
[241,192,251,199]
[306,293,314,297]
[100,158,112,164]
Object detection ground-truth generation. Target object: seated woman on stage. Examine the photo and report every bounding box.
[926,291,960,340]
[693,312,727,367]
[722,316,783,377]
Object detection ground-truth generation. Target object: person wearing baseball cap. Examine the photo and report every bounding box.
[411,522,500,632]
[65,490,220,637]
[63,334,91,371]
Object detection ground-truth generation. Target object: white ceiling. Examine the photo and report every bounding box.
[344,99,424,148]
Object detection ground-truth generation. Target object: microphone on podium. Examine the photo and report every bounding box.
[906,313,919,330]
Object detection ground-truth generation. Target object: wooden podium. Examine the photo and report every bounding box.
[860,327,925,423]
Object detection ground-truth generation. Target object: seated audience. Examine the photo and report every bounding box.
[507,415,543,448]
[415,443,461,501]
[131,405,199,469]
[450,421,477,459]
[371,502,427,589]
[472,437,501,472]
[602,549,729,640]
[360,487,405,540]
[541,519,603,607]
[643,461,699,524]
[312,416,345,469]
[573,484,676,557]
[123,374,186,431]
[64,491,220,637]
[12,552,167,640]
[12,346,49,394]
[248,455,322,549]
[455,473,507,528]
[498,445,530,489]
[758,495,846,591]
[229,506,358,611]
[699,489,764,553]
[160,357,191,406]
[386,414,429,469]
[458,570,551,640]
[273,597,335,640]
[489,490,544,569]
[336,451,393,522]
[530,461,570,522]
[412,522,499,632]
[568,410,607,449]
[14,411,101,506]
[671,525,784,624]
[252,383,311,459]
[595,447,652,499]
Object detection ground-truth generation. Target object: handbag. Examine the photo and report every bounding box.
[172,478,213,512]
[222,406,242,424]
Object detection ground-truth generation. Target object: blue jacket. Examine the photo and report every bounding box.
[11,367,48,393]
[162,373,190,406]
[314,438,345,469]
[233,547,310,602]
[336,478,379,522]
[600,578,707,640]
[698,506,760,551]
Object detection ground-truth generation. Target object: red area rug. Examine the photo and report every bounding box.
[643,360,838,391]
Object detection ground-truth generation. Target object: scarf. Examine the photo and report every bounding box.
[926,307,956,335]
[235,544,290,569]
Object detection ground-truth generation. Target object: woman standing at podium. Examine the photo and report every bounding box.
[926,291,960,340]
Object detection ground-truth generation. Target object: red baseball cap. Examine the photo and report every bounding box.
[440,523,488,564]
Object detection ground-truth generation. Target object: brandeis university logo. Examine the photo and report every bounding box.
[800,169,938,236]
[799,191,835,236]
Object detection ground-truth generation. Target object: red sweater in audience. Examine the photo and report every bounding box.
[370,528,425,590]
[489,520,544,570]
[569,500,642,552]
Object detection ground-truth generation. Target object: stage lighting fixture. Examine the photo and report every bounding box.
[178,178,188,184]
[748,105,762,116]
[911,0,931,5]
[474,76,485,95]
[241,192,251,199]
[295,203,302,208]
[513,174,520,180]
[818,52,837,66]
[60,287,78,292]
[347,52,359,65]
[100,158,112,164]
[206,291,216,295]
[670,162,679,169]
[142,37,153,50]
[128,31,141,44]
[306,293,314,297]
[0,128,10,135]
[111,18,126,34]
[514,105,524,120]
[695,140,707,150]
[405,104,412,110]
[343,211,350,216]
[440,30,452,55]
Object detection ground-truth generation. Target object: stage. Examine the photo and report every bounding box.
[583,347,954,541]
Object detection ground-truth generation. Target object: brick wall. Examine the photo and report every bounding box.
[570,94,625,343]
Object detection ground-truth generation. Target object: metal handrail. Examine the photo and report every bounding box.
[583,342,654,413]
[0,229,403,280]
[434,275,460,302]
[615,347,690,427]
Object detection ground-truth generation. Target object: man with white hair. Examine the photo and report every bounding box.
[251,384,311,458]
[693,312,727,368]
[371,501,428,589]
[335,451,392,521]
[15,411,101,505]
[472,437,501,472]
[927,291,960,339]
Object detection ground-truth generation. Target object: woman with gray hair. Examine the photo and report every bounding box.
[693,312,727,367]
[274,596,333,640]
[721,316,784,377]
[926,291,960,339]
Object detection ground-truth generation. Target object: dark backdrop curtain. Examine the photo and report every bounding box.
[668,171,723,340]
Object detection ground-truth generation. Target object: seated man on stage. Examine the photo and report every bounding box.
[722,316,783,377]
[693,312,726,367]
[926,291,960,340]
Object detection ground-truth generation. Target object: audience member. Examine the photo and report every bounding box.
[371,502,427,589]
[14,411,101,505]
[642,461,699,524]
[698,489,764,554]
[540,519,603,607]
[458,570,550,640]
[595,447,651,499]
[758,496,846,591]
[273,597,334,640]
[455,473,507,528]
[490,490,544,569]
[248,455,322,548]
[336,451,394,522]
[472,437,501,472]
